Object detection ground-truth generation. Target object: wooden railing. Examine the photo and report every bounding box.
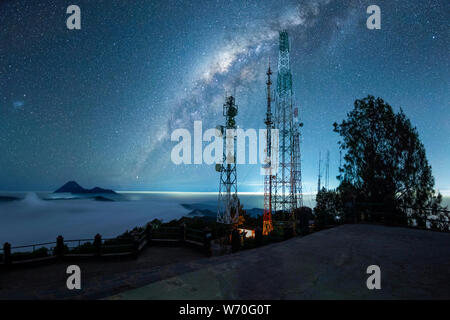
[318,204,450,232]
[0,223,210,268]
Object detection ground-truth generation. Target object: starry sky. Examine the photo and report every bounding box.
[0,0,449,194]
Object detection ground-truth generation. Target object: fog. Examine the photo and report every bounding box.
[0,193,191,246]
[1,192,447,247]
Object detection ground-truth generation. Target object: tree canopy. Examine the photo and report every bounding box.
[333,95,444,224]
[314,188,341,228]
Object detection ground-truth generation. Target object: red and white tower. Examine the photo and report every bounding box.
[262,64,274,235]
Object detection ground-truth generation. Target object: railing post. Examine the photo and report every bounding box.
[3,242,11,266]
[180,223,186,243]
[231,229,241,253]
[255,227,263,247]
[56,235,65,257]
[146,223,153,246]
[203,227,212,256]
[94,234,102,256]
[132,234,140,259]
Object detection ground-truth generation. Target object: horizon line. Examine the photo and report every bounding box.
[1,190,449,196]
[0,190,320,196]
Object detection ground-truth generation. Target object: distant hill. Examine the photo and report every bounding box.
[0,195,21,202]
[93,195,115,201]
[54,181,116,194]
[245,208,264,217]
[181,203,263,218]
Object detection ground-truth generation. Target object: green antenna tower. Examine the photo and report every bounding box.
[273,30,303,220]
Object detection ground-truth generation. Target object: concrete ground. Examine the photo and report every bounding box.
[109,224,450,300]
[1,224,449,299]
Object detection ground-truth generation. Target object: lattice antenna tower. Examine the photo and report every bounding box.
[217,96,239,225]
[273,30,302,218]
[262,63,274,235]
[292,105,303,208]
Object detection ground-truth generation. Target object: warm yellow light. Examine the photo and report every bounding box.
[262,221,273,236]
[238,228,255,238]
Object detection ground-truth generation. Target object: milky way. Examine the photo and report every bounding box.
[0,0,449,194]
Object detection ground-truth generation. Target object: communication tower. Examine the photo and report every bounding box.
[217,96,239,225]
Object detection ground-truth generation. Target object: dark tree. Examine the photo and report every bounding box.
[294,206,313,235]
[314,188,341,228]
[333,95,444,224]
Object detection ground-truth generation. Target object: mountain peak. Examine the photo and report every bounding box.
[54,181,116,194]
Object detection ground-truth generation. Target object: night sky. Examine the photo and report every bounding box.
[0,0,449,194]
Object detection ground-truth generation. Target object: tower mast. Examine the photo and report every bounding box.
[325,150,330,190]
[317,152,322,193]
[292,106,303,208]
[273,30,302,222]
[262,63,274,235]
[217,96,239,225]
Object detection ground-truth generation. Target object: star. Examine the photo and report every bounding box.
[0,0,448,193]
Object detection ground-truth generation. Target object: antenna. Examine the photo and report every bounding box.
[325,150,330,190]
[317,152,322,193]
[217,96,239,225]
[262,62,274,236]
[272,30,302,224]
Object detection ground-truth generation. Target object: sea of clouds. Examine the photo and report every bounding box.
[0,192,447,247]
[0,193,192,247]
